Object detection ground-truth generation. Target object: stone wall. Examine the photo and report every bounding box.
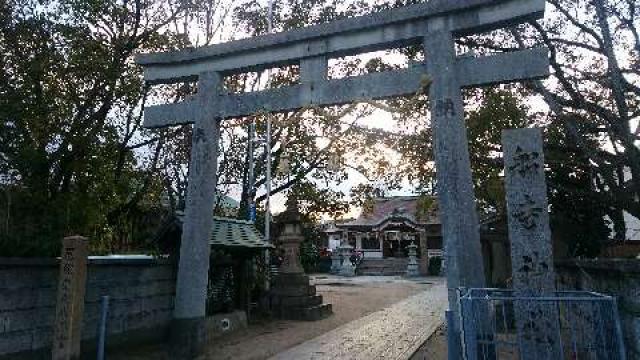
[0,257,176,359]
[556,259,640,359]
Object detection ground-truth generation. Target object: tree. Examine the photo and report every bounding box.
[462,0,638,242]
[225,0,555,223]
[172,0,636,256]
[467,88,530,212]
[3,0,631,259]
[205,0,418,222]
[0,0,234,255]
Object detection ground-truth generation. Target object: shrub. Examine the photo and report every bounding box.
[300,241,319,273]
[428,256,443,276]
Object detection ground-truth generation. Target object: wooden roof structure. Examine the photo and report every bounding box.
[209,217,273,249]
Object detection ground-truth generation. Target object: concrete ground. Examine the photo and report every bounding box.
[270,277,447,359]
[213,275,445,360]
[111,275,446,360]
[410,325,447,360]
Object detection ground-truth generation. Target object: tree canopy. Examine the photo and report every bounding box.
[1,0,636,257]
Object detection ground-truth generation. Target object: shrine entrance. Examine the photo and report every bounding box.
[381,227,419,259]
[343,218,424,259]
[135,0,549,356]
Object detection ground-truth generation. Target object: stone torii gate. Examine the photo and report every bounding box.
[136,0,549,355]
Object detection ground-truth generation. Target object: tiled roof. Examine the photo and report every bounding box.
[339,196,440,229]
[210,217,274,248]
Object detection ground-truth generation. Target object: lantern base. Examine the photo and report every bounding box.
[270,273,333,321]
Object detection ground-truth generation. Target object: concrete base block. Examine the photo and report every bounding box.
[270,272,332,322]
[272,284,316,297]
[339,262,356,277]
[406,263,420,277]
[205,311,247,339]
[169,317,207,359]
[272,273,310,287]
[330,256,342,274]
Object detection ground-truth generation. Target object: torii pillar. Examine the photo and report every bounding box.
[169,72,222,358]
[426,30,486,352]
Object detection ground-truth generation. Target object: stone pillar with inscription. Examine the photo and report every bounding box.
[52,236,88,360]
[503,128,560,359]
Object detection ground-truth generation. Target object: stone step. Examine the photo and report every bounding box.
[358,270,406,276]
[275,303,333,321]
[357,259,409,275]
[359,262,409,269]
[360,260,409,265]
[358,269,406,274]
[273,273,310,287]
[358,259,409,276]
[361,258,410,262]
[279,294,323,308]
[358,263,407,268]
[358,264,407,270]
[299,303,333,321]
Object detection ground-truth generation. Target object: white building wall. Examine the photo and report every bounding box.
[328,234,341,250]
[624,211,640,241]
[606,211,640,241]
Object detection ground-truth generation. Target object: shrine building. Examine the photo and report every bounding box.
[328,196,444,260]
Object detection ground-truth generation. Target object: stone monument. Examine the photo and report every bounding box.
[406,242,420,277]
[52,236,88,360]
[270,199,332,321]
[503,128,560,359]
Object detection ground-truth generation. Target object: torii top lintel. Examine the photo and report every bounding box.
[137,0,548,128]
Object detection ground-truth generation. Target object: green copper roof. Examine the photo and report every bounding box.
[210,216,274,249]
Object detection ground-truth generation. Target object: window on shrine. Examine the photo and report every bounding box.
[385,231,400,241]
[428,236,443,249]
[361,235,380,250]
[348,232,357,247]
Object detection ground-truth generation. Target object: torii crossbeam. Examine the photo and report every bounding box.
[136,0,549,356]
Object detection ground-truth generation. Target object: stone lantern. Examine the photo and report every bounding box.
[330,250,342,274]
[270,197,332,321]
[338,241,355,277]
[406,242,419,277]
[276,199,304,274]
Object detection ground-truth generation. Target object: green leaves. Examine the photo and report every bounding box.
[467,88,529,212]
[0,0,200,255]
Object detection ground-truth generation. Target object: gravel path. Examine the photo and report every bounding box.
[269,282,447,360]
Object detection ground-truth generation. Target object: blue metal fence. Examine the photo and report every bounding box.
[459,288,626,360]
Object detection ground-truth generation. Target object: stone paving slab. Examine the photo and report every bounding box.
[269,281,447,360]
